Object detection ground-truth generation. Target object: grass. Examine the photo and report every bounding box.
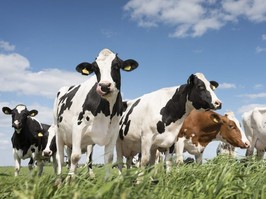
[1,156,266,199]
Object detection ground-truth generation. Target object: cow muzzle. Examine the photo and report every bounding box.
[43,150,53,157]
[212,100,222,110]
[96,82,112,96]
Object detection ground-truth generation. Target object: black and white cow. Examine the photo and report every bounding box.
[117,73,222,173]
[2,104,56,176]
[54,48,139,177]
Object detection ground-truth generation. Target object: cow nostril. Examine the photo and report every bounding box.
[99,83,111,93]
[215,101,222,109]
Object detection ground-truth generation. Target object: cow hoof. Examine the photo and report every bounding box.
[54,177,63,188]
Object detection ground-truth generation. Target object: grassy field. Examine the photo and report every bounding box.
[1,156,266,199]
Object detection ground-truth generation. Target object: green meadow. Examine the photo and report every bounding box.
[1,156,266,199]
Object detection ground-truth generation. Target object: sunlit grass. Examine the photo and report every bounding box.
[1,156,266,199]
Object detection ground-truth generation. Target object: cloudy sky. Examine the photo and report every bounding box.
[0,0,266,166]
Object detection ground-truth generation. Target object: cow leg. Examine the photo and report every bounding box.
[103,139,116,180]
[257,150,265,159]
[140,135,152,168]
[195,152,203,164]
[174,138,185,164]
[36,159,44,176]
[86,145,95,178]
[116,138,124,174]
[13,150,21,177]
[149,149,157,166]
[52,153,58,174]
[164,149,173,173]
[56,132,65,175]
[69,146,81,177]
[126,156,133,169]
[28,157,34,172]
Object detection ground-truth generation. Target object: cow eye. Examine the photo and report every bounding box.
[198,85,205,90]
[229,125,235,129]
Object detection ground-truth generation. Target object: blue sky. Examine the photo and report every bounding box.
[0,0,266,166]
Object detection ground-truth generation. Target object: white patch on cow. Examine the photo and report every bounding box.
[96,49,117,94]
[195,72,221,109]
[184,137,205,154]
[16,105,26,114]
[226,111,249,144]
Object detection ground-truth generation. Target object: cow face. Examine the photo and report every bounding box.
[76,48,138,98]
[219,113,250,148]
[2,105,38,133]
[187,73,222,110]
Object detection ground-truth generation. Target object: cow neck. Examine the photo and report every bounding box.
[196,126,222,146]
[160,84,190,126]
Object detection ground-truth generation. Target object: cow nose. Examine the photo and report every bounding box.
[43,150,52,157]
[99,82,111,93]
[12,122,21,129]
[214,100,222,109]
[244,141,250,148]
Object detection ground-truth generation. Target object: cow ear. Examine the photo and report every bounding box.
[29,110,38,117]
[121,59,139,72]
[210,114,221,124]
[210,81,219,90]
[187,74,195,85]
[2,107,12,115]
[76,62,94,76]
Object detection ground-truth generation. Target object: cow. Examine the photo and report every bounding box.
[2,104,56,176]
[117,72,222,174]
[242,107,266,159]
[54,48,139,178]
[216,142,236,157]
[175,110,249,165]
[42,128,95,177]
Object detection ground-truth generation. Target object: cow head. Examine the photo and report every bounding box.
[187,73,222,110]
[2,104,38,133]
[218,112,250,149]
[76,48,138,98]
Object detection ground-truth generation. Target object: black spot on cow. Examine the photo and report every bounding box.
[77,83,111,125]
[119,99,141,139]
[156,85,188,133]
[57,85,81,123]
[157,121,165,134]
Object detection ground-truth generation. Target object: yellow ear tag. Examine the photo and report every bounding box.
[38,132,43,137]
[82,68,90,75]
[213,118,219,123]
[211,85,216,91]
[124,66,132,71]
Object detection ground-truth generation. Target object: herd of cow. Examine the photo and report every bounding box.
[2,48,266,179]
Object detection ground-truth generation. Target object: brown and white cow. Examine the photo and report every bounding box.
[171,110,250,166]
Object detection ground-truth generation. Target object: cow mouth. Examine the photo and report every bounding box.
[96,85,111,97]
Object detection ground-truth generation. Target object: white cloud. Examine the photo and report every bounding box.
[240,92,266,99]
[237,103,266,114]
[124,0,266,38]
[0,40,15,51]
[254,84,263,89]
[0,52,86,99]
[256,46,266,53]
[262,34,266,40]
[219,83,237,89]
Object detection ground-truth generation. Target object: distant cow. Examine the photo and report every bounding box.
[242,107,266,159]
[216,142,236,157]
[176,110,249,164]
[54,48,139,177]
[2,104,56,176]
[117,72,222,173]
